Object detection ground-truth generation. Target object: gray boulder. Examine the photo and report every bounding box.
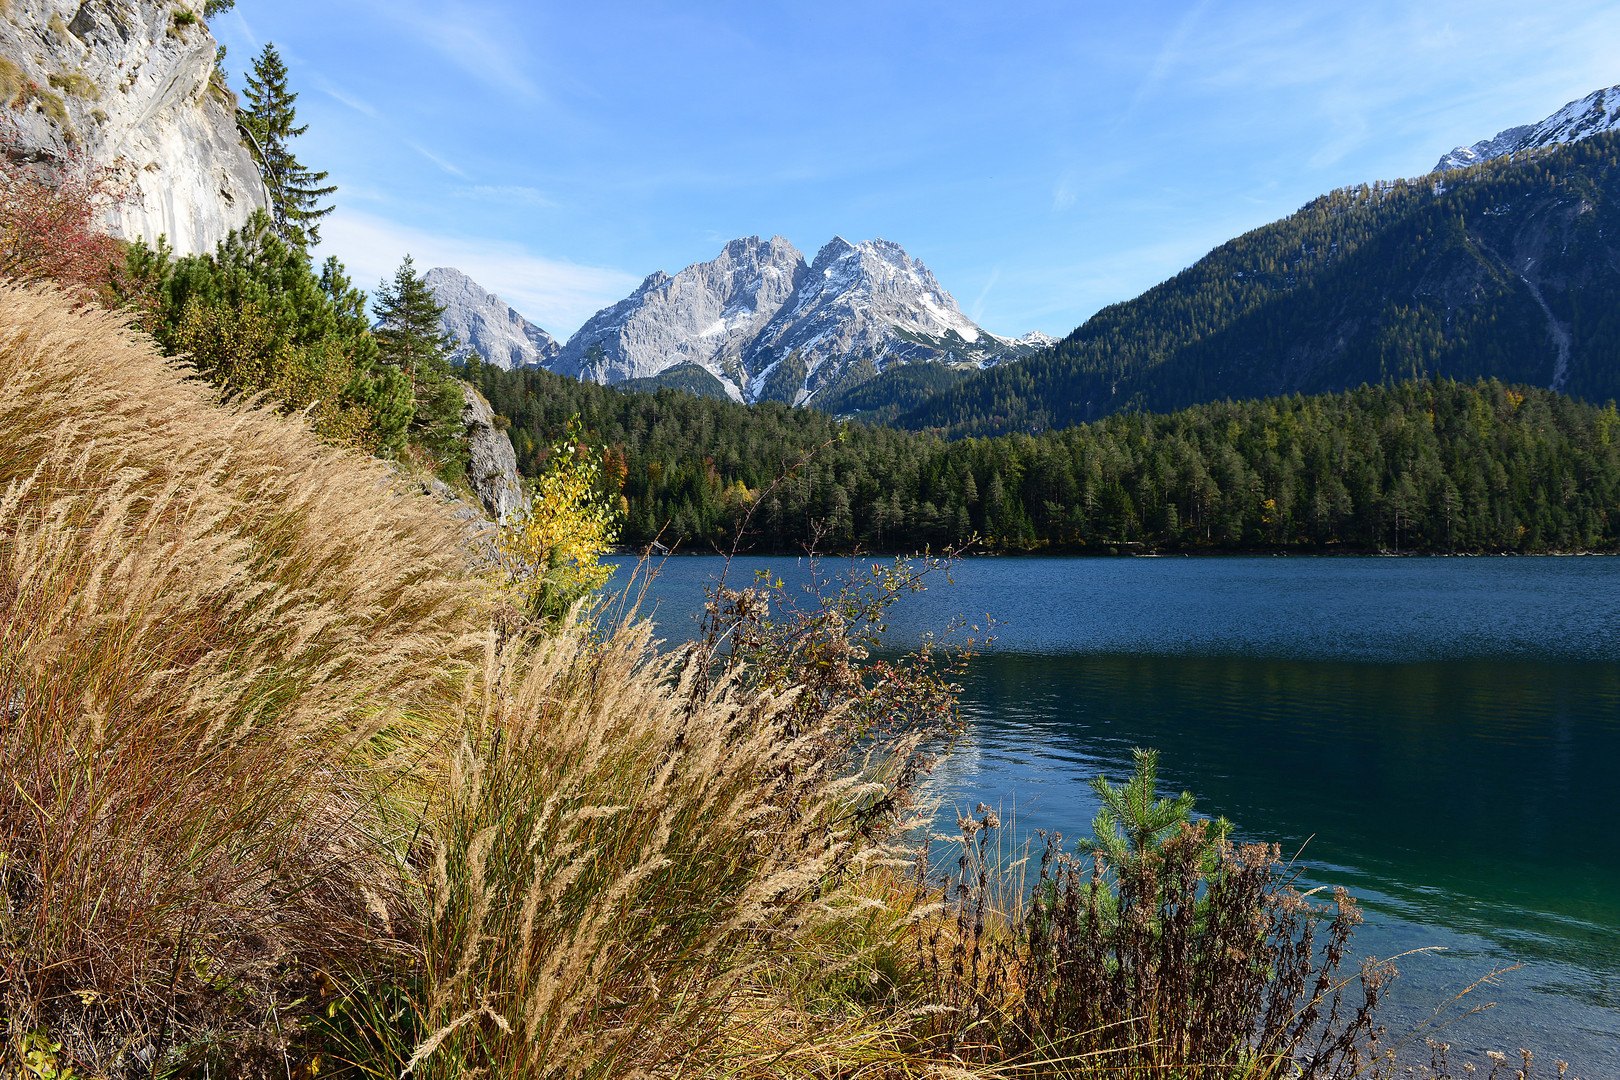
[461,383,529,524]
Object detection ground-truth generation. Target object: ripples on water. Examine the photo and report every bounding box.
[609,554,1620,1074]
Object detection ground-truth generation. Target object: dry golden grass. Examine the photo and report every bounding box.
[0,284,935,1079]
[0,284,490,1075]
[329,603,928,1080]
[0,283,1530,1080]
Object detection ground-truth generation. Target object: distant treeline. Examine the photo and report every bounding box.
[468,359,1620,555]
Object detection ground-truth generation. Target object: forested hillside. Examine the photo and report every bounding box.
[470,360,1620,555]
[898,132,1620,436]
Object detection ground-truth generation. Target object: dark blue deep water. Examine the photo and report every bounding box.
[607,554,1620,1076]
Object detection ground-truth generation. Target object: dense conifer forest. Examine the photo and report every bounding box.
[468,123,1620,560]
[888,132,1620,437]
[469,359,1620,555]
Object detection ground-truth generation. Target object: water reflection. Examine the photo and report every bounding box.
[608,554,1620,1072]
[945,654,1620,965]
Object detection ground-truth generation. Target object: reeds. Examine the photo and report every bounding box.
[0,284,1570,1080]
[0,284,486,1075]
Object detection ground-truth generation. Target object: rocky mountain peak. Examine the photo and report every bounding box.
[550,235,809,397]
[530,235,1051,407]
[634,269,674,295]
[1016,330,1060,350]
[426,266,559,371]
[1436,84,1620,172]
[442,238,1052,408]
[811,235,857,267]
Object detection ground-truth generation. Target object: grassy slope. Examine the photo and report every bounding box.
[0,285,921,1078]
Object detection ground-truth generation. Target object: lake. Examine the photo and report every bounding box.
[605,553,1620,1075]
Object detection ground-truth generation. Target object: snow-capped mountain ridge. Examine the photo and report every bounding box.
[551,235,805,398]
[540,235,1048,405]
[1436,84,1620,172]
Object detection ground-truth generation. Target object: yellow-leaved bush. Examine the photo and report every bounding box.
[498,423,621,619]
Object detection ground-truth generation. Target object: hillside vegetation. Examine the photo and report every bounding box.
[0,284,915,1078]
[3,285,1500,1080]
[898,132,1620,436]
[472,359,1620,555]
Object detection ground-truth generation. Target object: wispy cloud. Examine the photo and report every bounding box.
[224,10,257,50]
[316,209,638,337]
[408,141,470,178]
[454,184,556,208]
[971,267,999,323]
[1052,171,1078,212]
[357,0,543,101]
[1151,0,1620,175]
[1121,0,1216,122]
[312,75,377,117]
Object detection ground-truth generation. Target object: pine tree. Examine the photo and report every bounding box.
[127,211,415,457]
[373,255,465,465]
[240,44,336,248]
[1079,748,1230,886]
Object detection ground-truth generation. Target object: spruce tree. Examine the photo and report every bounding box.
[240,44,336,248]
[373,255,466,465]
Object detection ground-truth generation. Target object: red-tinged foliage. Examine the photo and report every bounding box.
[0,118,138,302]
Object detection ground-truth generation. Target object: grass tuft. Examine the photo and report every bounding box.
[48,71,98,100]
[0,284,487,1076]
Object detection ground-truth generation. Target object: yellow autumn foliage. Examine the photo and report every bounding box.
[498,424,620,618]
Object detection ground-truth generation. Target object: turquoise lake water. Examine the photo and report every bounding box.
[606,554,1620,1076]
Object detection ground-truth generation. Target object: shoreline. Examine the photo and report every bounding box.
[615,545,1620,559]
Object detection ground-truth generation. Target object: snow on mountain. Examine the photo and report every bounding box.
[426,267,560,370]
[1014,330,1060,350]
[549,236,1048,405]
[549,236,803,400]
[1436,85,1620,172]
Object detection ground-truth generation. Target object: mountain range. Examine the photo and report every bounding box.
[439,83,1620,437]
[429,237,1053,407]
[896,86,1620,437]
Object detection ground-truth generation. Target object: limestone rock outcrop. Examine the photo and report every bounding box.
[461,382,529,525]
[0,0,269,254]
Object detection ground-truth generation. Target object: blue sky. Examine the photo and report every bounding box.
[211,0,1620,341]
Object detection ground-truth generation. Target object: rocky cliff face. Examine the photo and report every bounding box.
[545,235,1048,405]
[427,266,560,370]
[1436,84,1620,172]
[461,383,529,524]
[741,237,1041,404]
[0,0,268,254]
[550,235,804,399]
